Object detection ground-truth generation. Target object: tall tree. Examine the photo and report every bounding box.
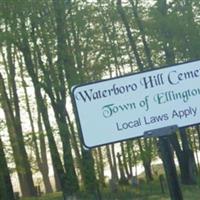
[117,0,144,71]
[154,0,175,65]
[13,10,73,196]
[153,0,197,184]
[138,139,154,182]
[0,72,36,197]
[129,0,153,69]
[18,59,53,193]
[0,136,15,200]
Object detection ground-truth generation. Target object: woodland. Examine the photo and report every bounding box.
[1,0,200,199]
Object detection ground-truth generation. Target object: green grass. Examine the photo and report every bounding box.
[182,185,200,200]
[21,180,200,200]
[21,169,200,200]
[22,192,62,200]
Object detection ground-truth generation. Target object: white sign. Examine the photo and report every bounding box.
[72,60,200,148]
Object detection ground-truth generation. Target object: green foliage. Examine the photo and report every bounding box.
[1,0,200,198]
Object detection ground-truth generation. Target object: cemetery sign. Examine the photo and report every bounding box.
[72,60,200,148]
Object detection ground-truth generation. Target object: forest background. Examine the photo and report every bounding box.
[1,0,200,199]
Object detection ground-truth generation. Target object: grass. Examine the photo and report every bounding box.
[21,179,200,200]
[22,192,62,200]
[22,165,200,200]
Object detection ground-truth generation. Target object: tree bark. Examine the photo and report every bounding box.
[17,20,73,197]
[0,72,36,197]
[37,110,53,194]
[169,132,197,185]
[127,141,133,176]
[120,142,130,178]
[18,53,53,194]
[0,137,15,200]
[97,147,106,187]
[156,0,175,65]
[156,0,197,185]
[117,0,144,72]
[111,144,119,181]
[117,153,127,184]
[179,128,197,184]
[106,145,118,183]
[137,139,153,182]
[129,0,153,69]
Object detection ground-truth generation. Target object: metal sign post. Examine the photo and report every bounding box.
[145,125,183,200]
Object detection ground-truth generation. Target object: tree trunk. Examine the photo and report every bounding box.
[137,139,153,182]
[191,129,200,172]
[105,145,117,192]
[117,153,127,184]
[81,149,99,196]
[156,0,175,65]
[143,161,153,182]
[117,0,144,72]
[156,0,197,185]
[106,145,114,178]
[0,73,36,197]
[111,144,119,181]
[0,137,15,200]
[169,132,197,185]
[18,54,53,194]
[129,0,153,69]
[17,24,72,197]
[52,164,62,192]
[127,141,133,176]
[120,142,130,178]
[37,111,53,193]
[179,128,197,184]
[97,147,106,188]
[98,1,122,76]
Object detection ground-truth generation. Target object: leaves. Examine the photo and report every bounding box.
[1,0,200,197]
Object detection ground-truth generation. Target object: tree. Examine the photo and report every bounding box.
[117,0,144,71]
[18,60,53,193]
[0,136,15,200]
[138,139,154,182]
[0,72,36,197]
[129,0,153,69]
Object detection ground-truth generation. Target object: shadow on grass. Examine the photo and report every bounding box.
[21,176,200,200]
